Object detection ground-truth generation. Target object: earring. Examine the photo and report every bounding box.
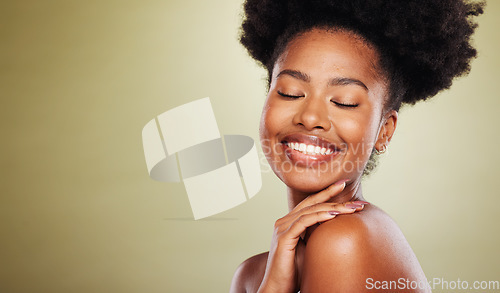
[375,145,387,155]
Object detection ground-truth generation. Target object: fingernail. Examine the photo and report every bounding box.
[345,203,362,209]
[329,211,341,215]
[353,200,369,205]
[335,179,350,186]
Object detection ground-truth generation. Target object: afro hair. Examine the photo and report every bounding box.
[240,0,484,111]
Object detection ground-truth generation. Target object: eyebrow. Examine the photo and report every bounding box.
[329,77,369,91]
[276,69,369,92]
[277,69,311,82]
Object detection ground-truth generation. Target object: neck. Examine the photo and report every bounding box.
[287,178,365,212]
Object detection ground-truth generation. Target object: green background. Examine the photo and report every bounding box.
[1,1,499,292]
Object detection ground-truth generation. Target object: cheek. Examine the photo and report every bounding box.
[259,101,273,145]
[259,98,282,160]
[259,105,273,160]
[259,97,292,141]
[259,97,299,170]
[335,111,379,155]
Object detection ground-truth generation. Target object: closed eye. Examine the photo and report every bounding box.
[332,101,359,108]
[277,90,304,99]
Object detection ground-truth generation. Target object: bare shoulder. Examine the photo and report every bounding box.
[230,251,269,293]
[301,204,430,293]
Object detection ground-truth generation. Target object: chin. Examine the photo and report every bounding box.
[275,166,339,194]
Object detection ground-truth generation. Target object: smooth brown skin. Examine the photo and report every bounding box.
[230,28,430,293]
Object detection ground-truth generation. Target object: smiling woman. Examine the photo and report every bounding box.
[261,29,393,193]
[230,0,484,292]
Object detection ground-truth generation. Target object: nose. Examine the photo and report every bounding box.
[292,97,332,131]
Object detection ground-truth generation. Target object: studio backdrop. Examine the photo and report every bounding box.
[1,1,499,292]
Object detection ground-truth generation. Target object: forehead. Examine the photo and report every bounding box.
[273,28,385,87]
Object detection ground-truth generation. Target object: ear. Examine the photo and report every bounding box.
[375,110,398,152]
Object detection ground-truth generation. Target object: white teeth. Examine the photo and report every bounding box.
[287,142,335,156]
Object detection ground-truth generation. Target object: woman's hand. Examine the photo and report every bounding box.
[257,180,368,293]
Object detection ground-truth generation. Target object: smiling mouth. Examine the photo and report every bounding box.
[284,142,334,155]
[280,134,342,166]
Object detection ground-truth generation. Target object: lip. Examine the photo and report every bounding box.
[280,133,342,167]
[281,133,340,151]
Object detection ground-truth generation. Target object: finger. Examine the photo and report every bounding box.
[284,201,368,240]
[295,201,367,216]
[336,201,368,213]
[284,211,339,240]
[293,179,349,212]
[283,192,361,229]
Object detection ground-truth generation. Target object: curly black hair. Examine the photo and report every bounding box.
[240,0,484,176]
[240,0,484,111]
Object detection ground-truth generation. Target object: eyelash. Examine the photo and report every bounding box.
[332,101,359,108]
[277,90,359,108]
[277,91,303,99]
